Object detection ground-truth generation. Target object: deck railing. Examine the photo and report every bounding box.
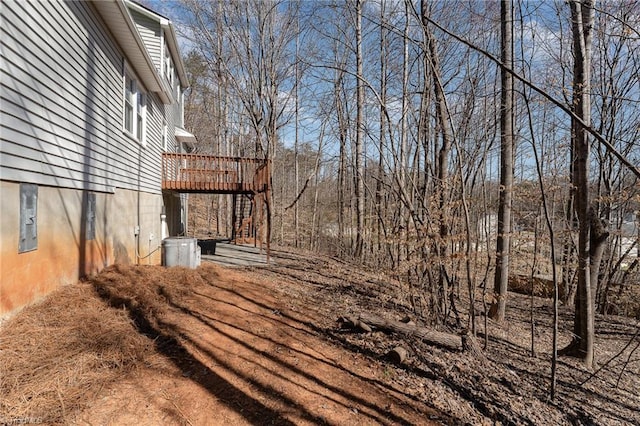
[162,153,269,193]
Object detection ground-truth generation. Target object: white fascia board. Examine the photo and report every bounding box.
[92,0,172,104]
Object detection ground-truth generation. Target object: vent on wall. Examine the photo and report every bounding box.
[19,183,38,253]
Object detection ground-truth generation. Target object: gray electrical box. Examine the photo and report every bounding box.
[85,192,96,240]
[19,183,38,253]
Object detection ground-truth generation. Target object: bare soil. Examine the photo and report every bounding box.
[1,247,638,425]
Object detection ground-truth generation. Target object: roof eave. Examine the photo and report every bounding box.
[122,0,189,89]
[92,0,172,104]
[175,127,197,147]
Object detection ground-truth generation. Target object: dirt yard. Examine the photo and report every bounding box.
[1,247,638,425]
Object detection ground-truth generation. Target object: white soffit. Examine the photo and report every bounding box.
[175,127,197,146]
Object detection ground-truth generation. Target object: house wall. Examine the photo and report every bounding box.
[128,6,184,155]
[1,0,165,194]
[0,1,182,317]
[0,181,163,316]
[166,103,179,151]
[173,90,184,128]
[129,8,162,71]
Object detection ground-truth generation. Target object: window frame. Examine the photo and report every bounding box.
[122,63,147,145]
[162,119,168,152]
[164,45,174,87]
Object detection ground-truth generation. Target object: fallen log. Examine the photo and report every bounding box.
[387,346,408,364]
[399,315,416,326]
[338,316,372,332]
[356,312,464,351]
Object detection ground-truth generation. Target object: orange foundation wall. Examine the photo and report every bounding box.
[0,182,165,317]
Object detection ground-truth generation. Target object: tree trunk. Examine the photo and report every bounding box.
[489,0,514,322]
[421,0,453,322]
[335,47,348,251]
[561,0,595,369]
[294,25,300,248]
[354,0,365,259]
[376,0,387,255]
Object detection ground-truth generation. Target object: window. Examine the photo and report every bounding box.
[123,68,146,143]
[162,120,168,151]
[124,73,134,133]
[164,45,173,86]
[136,91,145,140]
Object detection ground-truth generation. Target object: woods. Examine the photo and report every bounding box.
[2,0,639,423]
[174,0,639,378]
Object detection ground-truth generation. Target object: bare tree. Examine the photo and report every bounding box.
[489,0,514,322]
[354,0,365,259]
[560,0,597,368]
[184,0,299,161]
[420,0,456,321]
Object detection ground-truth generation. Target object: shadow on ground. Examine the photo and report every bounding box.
[89,263,448,425]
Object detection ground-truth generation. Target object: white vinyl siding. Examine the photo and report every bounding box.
[129,9,162,72]
[0,1,167,194]
[145,92,163,188]
[164,104,178,152]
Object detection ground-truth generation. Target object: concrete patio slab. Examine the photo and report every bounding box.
[200,242,271,267]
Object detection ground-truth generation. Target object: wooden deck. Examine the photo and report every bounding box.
[162,153,270,194]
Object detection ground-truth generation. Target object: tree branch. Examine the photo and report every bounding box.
[420,14,640,179]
